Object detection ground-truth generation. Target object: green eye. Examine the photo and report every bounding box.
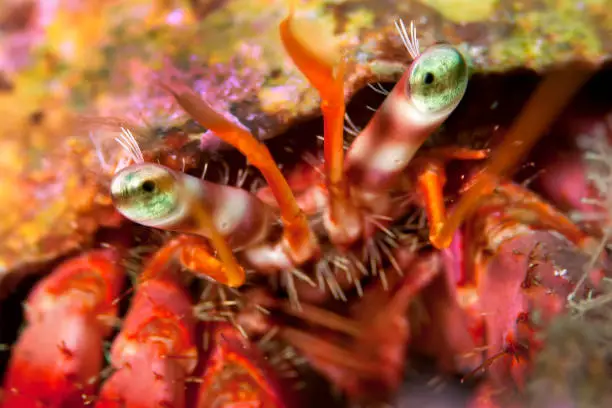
[110,164,181,225]
[407,44,468,115]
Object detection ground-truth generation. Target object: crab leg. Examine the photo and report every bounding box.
[96,253,197,408]
[278,250,440,400]
[160,79,319,265]
[2,249,125,408]
[196,323,289,408]
[415,159,448,233]
[413,148,489,241]
[493,182,592,247]
[279,4,361,245]
[140,234,247,288]
[431,61,599,249]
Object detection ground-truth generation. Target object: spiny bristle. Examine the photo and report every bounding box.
[298,219,419,301]
[122,244,159,280]
[367,83,391,97]
[343,112,362,142]
[114,127,144,166]
[394,18,420,60]
[88,127,138,176]
[198,153,265,193]
[257,334,308,390]
[362,227,404,290]
[195,281,253,339]
[314,250,367,300]
[199,155,230,183]
[280,269,317,311]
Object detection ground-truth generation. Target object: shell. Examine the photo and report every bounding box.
[0,0,609,280]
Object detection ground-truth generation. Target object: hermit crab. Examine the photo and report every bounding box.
[1,0,611,407]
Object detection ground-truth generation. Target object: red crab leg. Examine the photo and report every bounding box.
[2,248,125,408]
[279,3,361,245]
[196,323,289,408]
[493,182,592,247]
[160,79,319,265]
[96,253,197,408]
[431,61,599,249]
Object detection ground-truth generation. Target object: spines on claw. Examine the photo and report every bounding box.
[195,323,289,408]
[1,248,125,408]
[96,253,197,408]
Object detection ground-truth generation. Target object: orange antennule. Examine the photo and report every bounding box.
[280,4,361,243]
[160,79,318,264]
[279,5,347,190]
[431,61,599,249]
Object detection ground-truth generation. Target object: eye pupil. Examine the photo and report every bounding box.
[423,72,435,85]
[141,180,156,193]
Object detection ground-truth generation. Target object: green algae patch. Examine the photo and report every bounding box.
[419,0,499,23]
[489,7,603,71]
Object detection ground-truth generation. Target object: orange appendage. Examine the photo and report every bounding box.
[497,183,590,247]
[190,203,246,287]
[279,8,351,227]
[98,277,197,408]
[416,160,447,239]
[159,78,317,264]
[279,7,342,103]
[2,249,125,408]
[423,146,489,161]
[141,234,246,288]
[414,148,488,245]
[431,62,598,249]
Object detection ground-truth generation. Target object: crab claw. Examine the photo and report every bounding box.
[477,230,591,387]
[195,323,290,408]
[96,271,197,408]
[1,249,125,408]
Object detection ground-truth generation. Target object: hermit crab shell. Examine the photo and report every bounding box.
[0,0,609,281]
